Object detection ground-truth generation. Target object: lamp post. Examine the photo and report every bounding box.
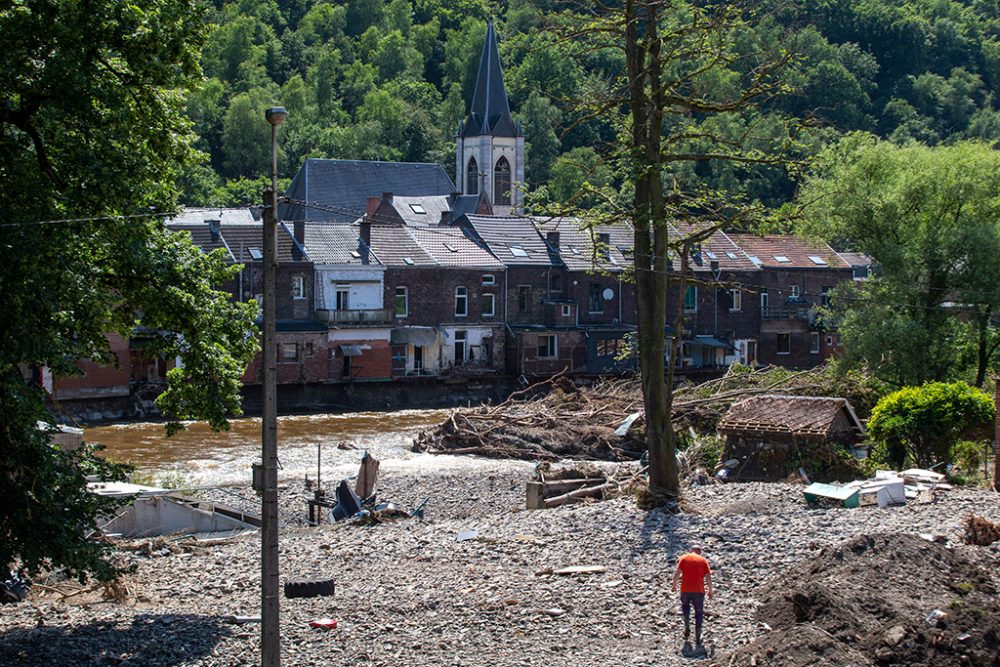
[261,105,286,667]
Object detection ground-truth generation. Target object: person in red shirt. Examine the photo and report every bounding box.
[672,545,713,649]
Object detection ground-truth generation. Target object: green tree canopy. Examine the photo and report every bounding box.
[867,381,994,468]
[0,0,258,580]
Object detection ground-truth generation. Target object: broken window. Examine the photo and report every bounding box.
[777,333,791,355]
[537,334,557,359]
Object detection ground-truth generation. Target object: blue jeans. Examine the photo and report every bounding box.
[681,592,705,625]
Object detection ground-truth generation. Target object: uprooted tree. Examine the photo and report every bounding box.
[0,1,259,580]
[540,0,802,499]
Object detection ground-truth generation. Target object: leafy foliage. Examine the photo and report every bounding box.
[0,0,258,579]
[867,381,994,468]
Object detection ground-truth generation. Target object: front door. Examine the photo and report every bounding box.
[413,345,423,373]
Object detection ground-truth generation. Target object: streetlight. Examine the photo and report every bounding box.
[260,105,286,667]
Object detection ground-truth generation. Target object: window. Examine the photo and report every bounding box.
[589,284,602,313]
[790,285,800,298]
[683,284,697,312]
[482,274,495,286]
[537,334,557,359]
[494,156,512,205]
[304,342,314,357]
[280,343,298,362]
[811,332,820,354]
[760,288,769,310]
[549,272,562,294]
[561,304,572,317]
[394,286,408,317]
[467,156,479,194]
[454,286,468,317]
[808,255,828,266]
[509,245,528,258]
[248,247,263,260]
[518,285,531,313]
[777,333,791,355]
[443,242,458,252]
[292,275,306,300]
[335,285,350,310]
[773,255,791,263]
[482,293,495,317]
[729,289,742,312]
[597,233,611,261]
[821,286,832,307]
[409,203,426,215]
[454,330,467,364]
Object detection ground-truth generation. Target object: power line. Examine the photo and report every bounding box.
[0,209,181,228]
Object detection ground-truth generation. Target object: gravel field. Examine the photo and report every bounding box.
[2,457,999,667]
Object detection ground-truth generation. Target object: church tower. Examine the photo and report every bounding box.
[456,21,525,216]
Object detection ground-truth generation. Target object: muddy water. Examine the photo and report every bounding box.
[85,409,452,487]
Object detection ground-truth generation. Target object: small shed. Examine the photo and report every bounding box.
[718,395,866,482]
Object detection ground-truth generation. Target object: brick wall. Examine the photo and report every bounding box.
[331,339,393,381]
[53,334,132,399]
[238,261,315,321]
[244,331,329,384]
[385,266,504,326]
[565,272,627,326]
[515,330,587,375]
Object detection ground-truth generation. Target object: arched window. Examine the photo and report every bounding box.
[494,156,511,205]
[466,156,478,195]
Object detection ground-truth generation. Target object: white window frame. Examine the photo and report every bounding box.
[335,285,350,311]
[760,288,768,310]
[280,342,298,362]
[821,286,831,307]
[537,334,557,359]
[482,274,495,286]
[777,333,791,355]
[791,285,800,298]
[729,288,742,312]
[454,286,468,317]
[291,275,306,300]
[482,293,495,317]
[394,286,408,318]
[561,304,572,317]
[810,332,820,354]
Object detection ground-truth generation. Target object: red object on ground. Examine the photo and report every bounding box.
[309,618,338,629]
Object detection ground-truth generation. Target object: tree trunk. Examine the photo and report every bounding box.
[975,305,992,389]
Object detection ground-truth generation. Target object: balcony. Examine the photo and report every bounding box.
[316,308,395,325]
[761,305,813,321]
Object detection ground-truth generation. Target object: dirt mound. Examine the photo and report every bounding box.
[719,534,1000,667]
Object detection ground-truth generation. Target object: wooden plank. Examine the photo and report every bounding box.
[553,565,607,575]
[525,481,545,510]
[355,451,380,499]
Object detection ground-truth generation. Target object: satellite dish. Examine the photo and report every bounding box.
[602,288,615,301]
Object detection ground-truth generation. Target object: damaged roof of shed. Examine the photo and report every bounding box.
[719,395,865,438]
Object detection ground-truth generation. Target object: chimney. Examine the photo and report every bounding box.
[547,231,560,250]
[440,211,451,226]
[294,219,304,246]
[382,192,394,205]
[449,191,461,207]
[360,219,372,248]
[366,196,380,218]
[206,219,221,242]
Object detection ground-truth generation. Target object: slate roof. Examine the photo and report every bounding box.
[407,226,505,269]
[222,223,308,264]
[385,195,452,226]
[460,21,518,138]
[167,223,233,260]
[303,222,378,266]
[671,224,760,273]
[462,215,555,267]
[531,217,632,272]
[368,224,436,267]
[451,193,491,219]
[281,159,456,223]
[729,234,851,269]
[719,395,865,438]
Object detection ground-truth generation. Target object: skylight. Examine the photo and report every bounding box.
[726,251,738,260]
[403,257,415,265]
[350,250,361,259]
[509,245,528,258]
[248,247,263,260]
[773,255,791,263]
[409,204,426,214]
[705,251,717,260]
[443,242,459,253]
[808,255,828,265]
[749,255,762,268]
[570,246,580,255]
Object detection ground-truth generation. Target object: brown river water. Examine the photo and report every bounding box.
[85,409,452,487]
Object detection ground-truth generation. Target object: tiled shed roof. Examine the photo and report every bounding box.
[408,226,505,269]
[719,395,865,437]
[303,223,378,265]
[463,215,555,267]
[531,217,632,272]
[368,224,436,267]
[729,234,851,269]
[386,195,452,226]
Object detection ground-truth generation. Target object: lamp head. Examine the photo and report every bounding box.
[265,107,287,127]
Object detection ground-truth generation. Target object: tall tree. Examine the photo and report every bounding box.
[551,1,797,499]
[0,0,258,580]
[798,135,1000,387]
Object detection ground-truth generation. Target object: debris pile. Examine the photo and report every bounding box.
[307,451,426,525]
[802,468,952,509]
[524,462,646,509]
[722,533,1000,667]
[964,513,1000,546]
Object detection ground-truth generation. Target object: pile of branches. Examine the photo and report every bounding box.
[413,365,856,461]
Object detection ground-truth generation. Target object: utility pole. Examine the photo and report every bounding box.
[260,106,286,667]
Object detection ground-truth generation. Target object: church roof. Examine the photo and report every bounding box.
[281,159,456,223]
[460,21,519,138]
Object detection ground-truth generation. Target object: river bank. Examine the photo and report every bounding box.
[2,457,999,666]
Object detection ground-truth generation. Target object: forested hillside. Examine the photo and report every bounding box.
[182,0,1000,207]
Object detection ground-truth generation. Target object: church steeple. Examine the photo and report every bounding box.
[456,20,525,215]
[461,21,519,138]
